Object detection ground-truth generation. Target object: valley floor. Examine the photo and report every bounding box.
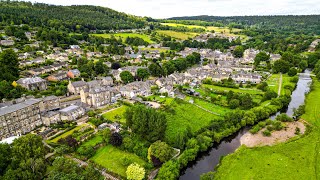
[214,79,320,180]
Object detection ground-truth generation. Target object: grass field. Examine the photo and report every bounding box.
[184,97,231,116]
[50,124,87,143]
[81,135,104,147]
[156,30,198,40]
[201,84,263,95]
[165,98,219,144]
[214,79,320,180]
[267,74,296,95]
[102,106,128,124]
[92,33,154,43]
[160,23,247,40]
[91,145,147,177]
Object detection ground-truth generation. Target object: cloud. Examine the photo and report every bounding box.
[23,0,320,18]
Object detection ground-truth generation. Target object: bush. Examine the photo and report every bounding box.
[266,125,275,131]
[120,157,133,166]
[295,127,301,135]
[249,126,261,134]
[276,113,294,122]
[262,130,271,137]
[109,132,123,146]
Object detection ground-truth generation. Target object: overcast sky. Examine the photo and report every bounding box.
[24,0,320,18]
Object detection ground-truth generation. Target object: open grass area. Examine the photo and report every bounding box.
[214,79,320,180]
[50,124,87,143]
[101,106,128,124]
[267,74,280,93]
[156,30,198,40]
[92,33,154,43]
[201,84,263,95]
[81,135,104,147]
[185,97,231,116]
[164,98,219,144]
[91,145,147,177]
[160,23,247,40]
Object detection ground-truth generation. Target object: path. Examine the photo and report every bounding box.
[98,106,121,116]
[278,73,283,97]
[43,140,56,159]
[193,103,221,116]
[66,155,119,180]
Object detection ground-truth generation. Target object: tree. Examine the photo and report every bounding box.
[3,134,47,180]
[254,52,270,66]
[273,60,290,73]
[233,46,244,58]
[256,82,269,91]
[0,143,11,176]
[148,63,163,77]
[125,105,167,142]
[109,132,123,146]
[120,71,134,84]
[126,163,145,180]
[137,68,150,80]
[148,141,174,165]
[47,157,83,180]
[111,62,121,69]
[229,99,240,109]
[95,60,109,75]
[102,128,111,143]
[156,160,180,180]
[239,93,253,109]
[0,49,19,82]
[263,90,278,101]
[288,67,298,76]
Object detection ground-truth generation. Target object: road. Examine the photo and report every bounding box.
[278,73,283,97]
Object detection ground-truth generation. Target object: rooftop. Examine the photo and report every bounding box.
[0,99,41,116]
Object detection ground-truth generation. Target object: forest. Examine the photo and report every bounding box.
[0,1,147,31]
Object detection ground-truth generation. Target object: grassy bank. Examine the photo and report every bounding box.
[91,145,147,177]
[213,79,320,180]
[92,33,154,43]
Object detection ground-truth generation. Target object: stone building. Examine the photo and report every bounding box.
[17,77,47,91]
[0,99,42,140]
[80,86,114,108]
[39,96,60,112]
[59,105,85,121]
[67,81,88,95]
[42,111,60,126]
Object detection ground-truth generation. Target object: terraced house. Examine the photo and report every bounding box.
[0,98,42,140]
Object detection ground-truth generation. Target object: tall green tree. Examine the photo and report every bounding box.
[0,49,19,82]
[120,71,134,84]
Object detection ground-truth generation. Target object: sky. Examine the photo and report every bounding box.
[23,0,320,18]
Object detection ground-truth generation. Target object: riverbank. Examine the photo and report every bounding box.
[213,79,320,180]
[240,121,306,147]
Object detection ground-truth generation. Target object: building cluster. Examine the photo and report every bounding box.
[0,95,85,140]
[194,32,240,42]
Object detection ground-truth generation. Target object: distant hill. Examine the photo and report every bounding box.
[168,15,320,35]
[0,1,147,31]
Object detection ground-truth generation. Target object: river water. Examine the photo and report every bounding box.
[179,70,312,180]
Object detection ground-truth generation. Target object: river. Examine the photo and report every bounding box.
[179,70,312,180]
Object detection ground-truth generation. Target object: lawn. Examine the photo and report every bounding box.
[50,124,87,143]
[266,74,280,93]
[214,79,320,180]
[156,30,198,40]
[201,84,263,95]
[81,135,104,147]
[160,23,247,40]
[192,98,231,115]
[164,98,219,145]
[102,106,128,124]
[91,145,147,177]
[92,33,154,43]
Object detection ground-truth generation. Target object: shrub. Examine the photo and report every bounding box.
[120,157,133,166]
[262,130,271,137]
[109,132,123,146]
[295,127,301,135]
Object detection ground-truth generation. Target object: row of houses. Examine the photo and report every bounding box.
[0,96,85,140]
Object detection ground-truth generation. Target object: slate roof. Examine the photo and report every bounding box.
[0,99,41,116]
